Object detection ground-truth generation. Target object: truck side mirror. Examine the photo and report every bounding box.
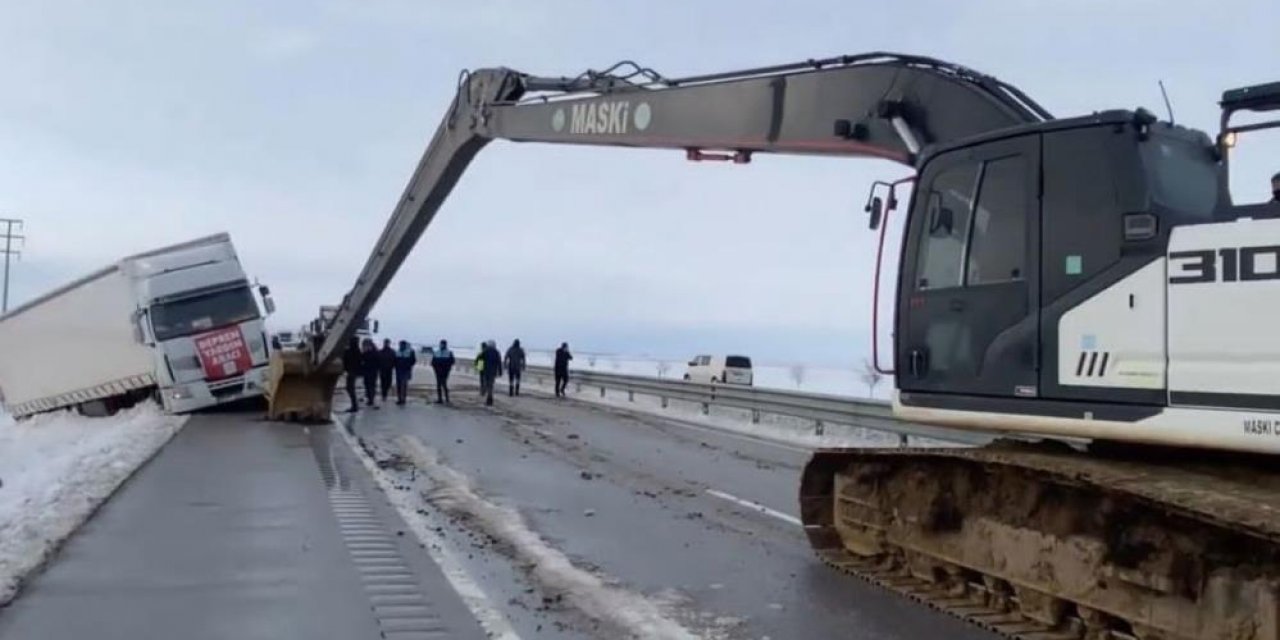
[866,196,884,230]
[257,284,271,297]
[372,320,380,334]
[263,296,276,316]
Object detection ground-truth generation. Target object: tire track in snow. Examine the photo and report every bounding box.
[393,434,714,640]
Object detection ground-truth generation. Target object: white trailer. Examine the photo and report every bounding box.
[0,233,275,418]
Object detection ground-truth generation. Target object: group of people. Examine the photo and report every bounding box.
[340,337,575,411]
[341,337,419,412]
[472,340,523,406]
[469,338,573,405]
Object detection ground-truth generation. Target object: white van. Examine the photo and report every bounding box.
[683,355,753,385]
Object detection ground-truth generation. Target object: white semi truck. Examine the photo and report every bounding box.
[0,233,275,418]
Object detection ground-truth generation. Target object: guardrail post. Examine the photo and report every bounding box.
[599,386,606,398]
[899,434,909,447]
[815,420,825,436]
[628,390,634,402]
[575,382,581,393]
[661,396,668,409]
[701,402,709,416]
[751,409,760,424]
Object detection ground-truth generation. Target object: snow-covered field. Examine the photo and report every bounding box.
[0,404,186,605]
[448,347,893,400]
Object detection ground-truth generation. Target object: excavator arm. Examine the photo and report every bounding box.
[308,52,1050,371]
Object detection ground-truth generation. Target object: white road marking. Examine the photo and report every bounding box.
[704,489,802,527]
[336,419,522,640]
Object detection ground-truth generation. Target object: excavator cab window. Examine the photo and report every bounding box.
[966,155,1028,286]
[915,163,979,290]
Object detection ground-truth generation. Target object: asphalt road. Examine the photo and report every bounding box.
[346,382,997,640]
[0,414,486,640]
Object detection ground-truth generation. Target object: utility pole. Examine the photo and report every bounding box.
[0,218,24,314]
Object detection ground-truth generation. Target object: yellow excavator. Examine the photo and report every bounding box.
[268,53,1280,638]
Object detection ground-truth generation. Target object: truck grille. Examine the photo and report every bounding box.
[208,375,245,398]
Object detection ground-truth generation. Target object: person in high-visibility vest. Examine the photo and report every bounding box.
[475,344,488,397]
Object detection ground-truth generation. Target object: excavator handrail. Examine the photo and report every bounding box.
[513,52,1053,123]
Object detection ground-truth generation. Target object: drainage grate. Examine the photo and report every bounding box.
[310,425,449,639]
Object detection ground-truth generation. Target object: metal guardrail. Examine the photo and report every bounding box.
[506,364,995,446]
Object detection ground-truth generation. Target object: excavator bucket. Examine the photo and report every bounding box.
[264,350,342,422]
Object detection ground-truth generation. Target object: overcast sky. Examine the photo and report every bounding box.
[1,1,1276,366]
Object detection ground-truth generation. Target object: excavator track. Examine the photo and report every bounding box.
[800,441,1280,640]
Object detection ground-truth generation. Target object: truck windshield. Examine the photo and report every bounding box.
[151,286,260,341]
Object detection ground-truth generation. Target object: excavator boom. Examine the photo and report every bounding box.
[307,52,1048,371]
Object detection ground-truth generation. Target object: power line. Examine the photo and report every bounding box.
[0,218,24,314]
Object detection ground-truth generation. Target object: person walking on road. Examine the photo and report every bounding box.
[504,339,526,396]
[430,340,455,404]
[378,339,396,403]
[481,340,503,406]
[394,340,417,406]
[361,338,380,408]
[554,342,573,398]
[475,342,488,397]
[342,336,363,413]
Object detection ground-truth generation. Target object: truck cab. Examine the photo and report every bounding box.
[127,236,273,413]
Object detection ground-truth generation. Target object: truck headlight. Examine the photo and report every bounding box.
[170,385,194,400]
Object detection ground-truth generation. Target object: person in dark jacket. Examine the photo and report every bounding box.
[361,338,380,408]
[341,336,362,412]
[504,339,526,397]
[554,342,573,397]
[480,341,503,406]
[394,340,417,406]
[378,339,396,402]
[1273,172,1280,202]
[430,340,456,404]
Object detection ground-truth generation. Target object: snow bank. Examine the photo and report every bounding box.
[0,404,186,605]
[394,434,705,640]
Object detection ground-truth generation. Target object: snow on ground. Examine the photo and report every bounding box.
[366,432,713,640]
[0,404,186,605]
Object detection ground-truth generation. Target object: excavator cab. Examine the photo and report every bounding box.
[885,111,1222,420]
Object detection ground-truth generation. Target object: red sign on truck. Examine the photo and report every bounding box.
[194,327,252,380]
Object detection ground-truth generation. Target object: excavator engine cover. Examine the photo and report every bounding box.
[264,350,342,422]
